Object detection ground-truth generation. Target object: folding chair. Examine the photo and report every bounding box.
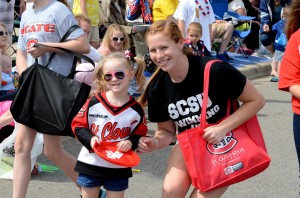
[225,11,255,58]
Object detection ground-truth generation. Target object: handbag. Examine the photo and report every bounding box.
[177,60,271,192]
[10,44,95,137]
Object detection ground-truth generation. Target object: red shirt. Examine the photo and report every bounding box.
[278,29,300,114]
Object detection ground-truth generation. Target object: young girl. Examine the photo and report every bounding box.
[72,52,148,198]
[184,22,210,57]
[137,20,265,197]
[13,0,90,197]
[97,24,130,56]
[126,45,146,97]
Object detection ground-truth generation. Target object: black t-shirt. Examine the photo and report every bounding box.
[147,56,247,133]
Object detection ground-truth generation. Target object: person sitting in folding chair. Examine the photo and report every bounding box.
[228,0,259,55]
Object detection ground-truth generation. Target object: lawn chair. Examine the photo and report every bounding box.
[225,11,256,58]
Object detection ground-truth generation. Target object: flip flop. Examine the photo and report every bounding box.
[270,76,279,82]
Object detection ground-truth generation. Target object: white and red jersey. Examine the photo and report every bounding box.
[72,92,148,178]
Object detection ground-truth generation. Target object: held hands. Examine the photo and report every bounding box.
[117,140,132,152]
[202,125,228,145]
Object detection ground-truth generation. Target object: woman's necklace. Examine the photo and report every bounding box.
[194,0,210,16]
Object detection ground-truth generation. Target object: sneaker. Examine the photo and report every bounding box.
[216,54,229,63]
[224,51,233,60]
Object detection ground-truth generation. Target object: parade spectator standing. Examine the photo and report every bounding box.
[72,52,148,198]
[269,5,289,82]
[260,0,291,54]
[278,0,300,172]
[137,20,265,198]
[152,0,178,22]
[173,0,215,51]
[73,0,101,49]
[12,0,90,197]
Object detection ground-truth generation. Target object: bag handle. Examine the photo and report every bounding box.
[33,43,95,79]
[45,25,81,68]
[200,59,221,128]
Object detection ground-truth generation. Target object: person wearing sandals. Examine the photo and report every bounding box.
[270,6,290,82]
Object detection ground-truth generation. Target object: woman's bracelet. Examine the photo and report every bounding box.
[153,137,158,151]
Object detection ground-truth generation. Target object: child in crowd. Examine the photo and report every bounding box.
[184,22,210,57]
[72,52,148,198]
[270,6,290,82]
[74,14,101,89]
[0,54,18,101]
[126,45,146,97]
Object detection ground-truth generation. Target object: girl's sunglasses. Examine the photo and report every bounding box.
[103,71,127,82]
[0,31,8,36]
[111,37,125,42]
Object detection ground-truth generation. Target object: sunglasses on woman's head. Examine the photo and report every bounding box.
[112,37,125,42]
[103,71,127,82]
[0,31,8,36]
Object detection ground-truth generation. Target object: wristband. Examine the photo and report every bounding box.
[153,137,158,151]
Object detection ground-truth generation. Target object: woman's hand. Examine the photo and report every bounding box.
[202,125,228,145]
[137,137,158,154]
[27,45,47,58]
[117,140,132,152]
[90,136,101,149]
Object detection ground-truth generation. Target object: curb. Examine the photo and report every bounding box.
[237,61,271,80]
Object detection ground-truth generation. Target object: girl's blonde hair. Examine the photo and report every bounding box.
[100,24,130,52]
[0,23,9,55]
[92,52,133,94]
[187,22,202,34]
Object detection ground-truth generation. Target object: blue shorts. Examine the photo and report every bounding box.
[77,173,129,191]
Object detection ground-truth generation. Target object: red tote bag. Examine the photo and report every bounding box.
[177,60,271,192]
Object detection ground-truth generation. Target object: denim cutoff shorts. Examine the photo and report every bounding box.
[77,173,129,191]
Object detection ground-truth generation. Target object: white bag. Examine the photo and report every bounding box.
[0,124,44,180]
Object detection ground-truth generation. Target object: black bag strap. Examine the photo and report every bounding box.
[33,43,95,79]
[45,25,81,68]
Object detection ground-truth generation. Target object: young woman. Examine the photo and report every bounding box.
[72,52,148,198]
[97,24,130,56]
[278,0,300,174]
[13,0,90,197]
[137,20,265,198]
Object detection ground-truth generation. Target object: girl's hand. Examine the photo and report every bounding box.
[90,136,101,149]
[117,140,132,152]
[202,125,228,145]
[137,137,158,154]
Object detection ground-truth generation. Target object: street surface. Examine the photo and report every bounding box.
[0,76,299,198]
